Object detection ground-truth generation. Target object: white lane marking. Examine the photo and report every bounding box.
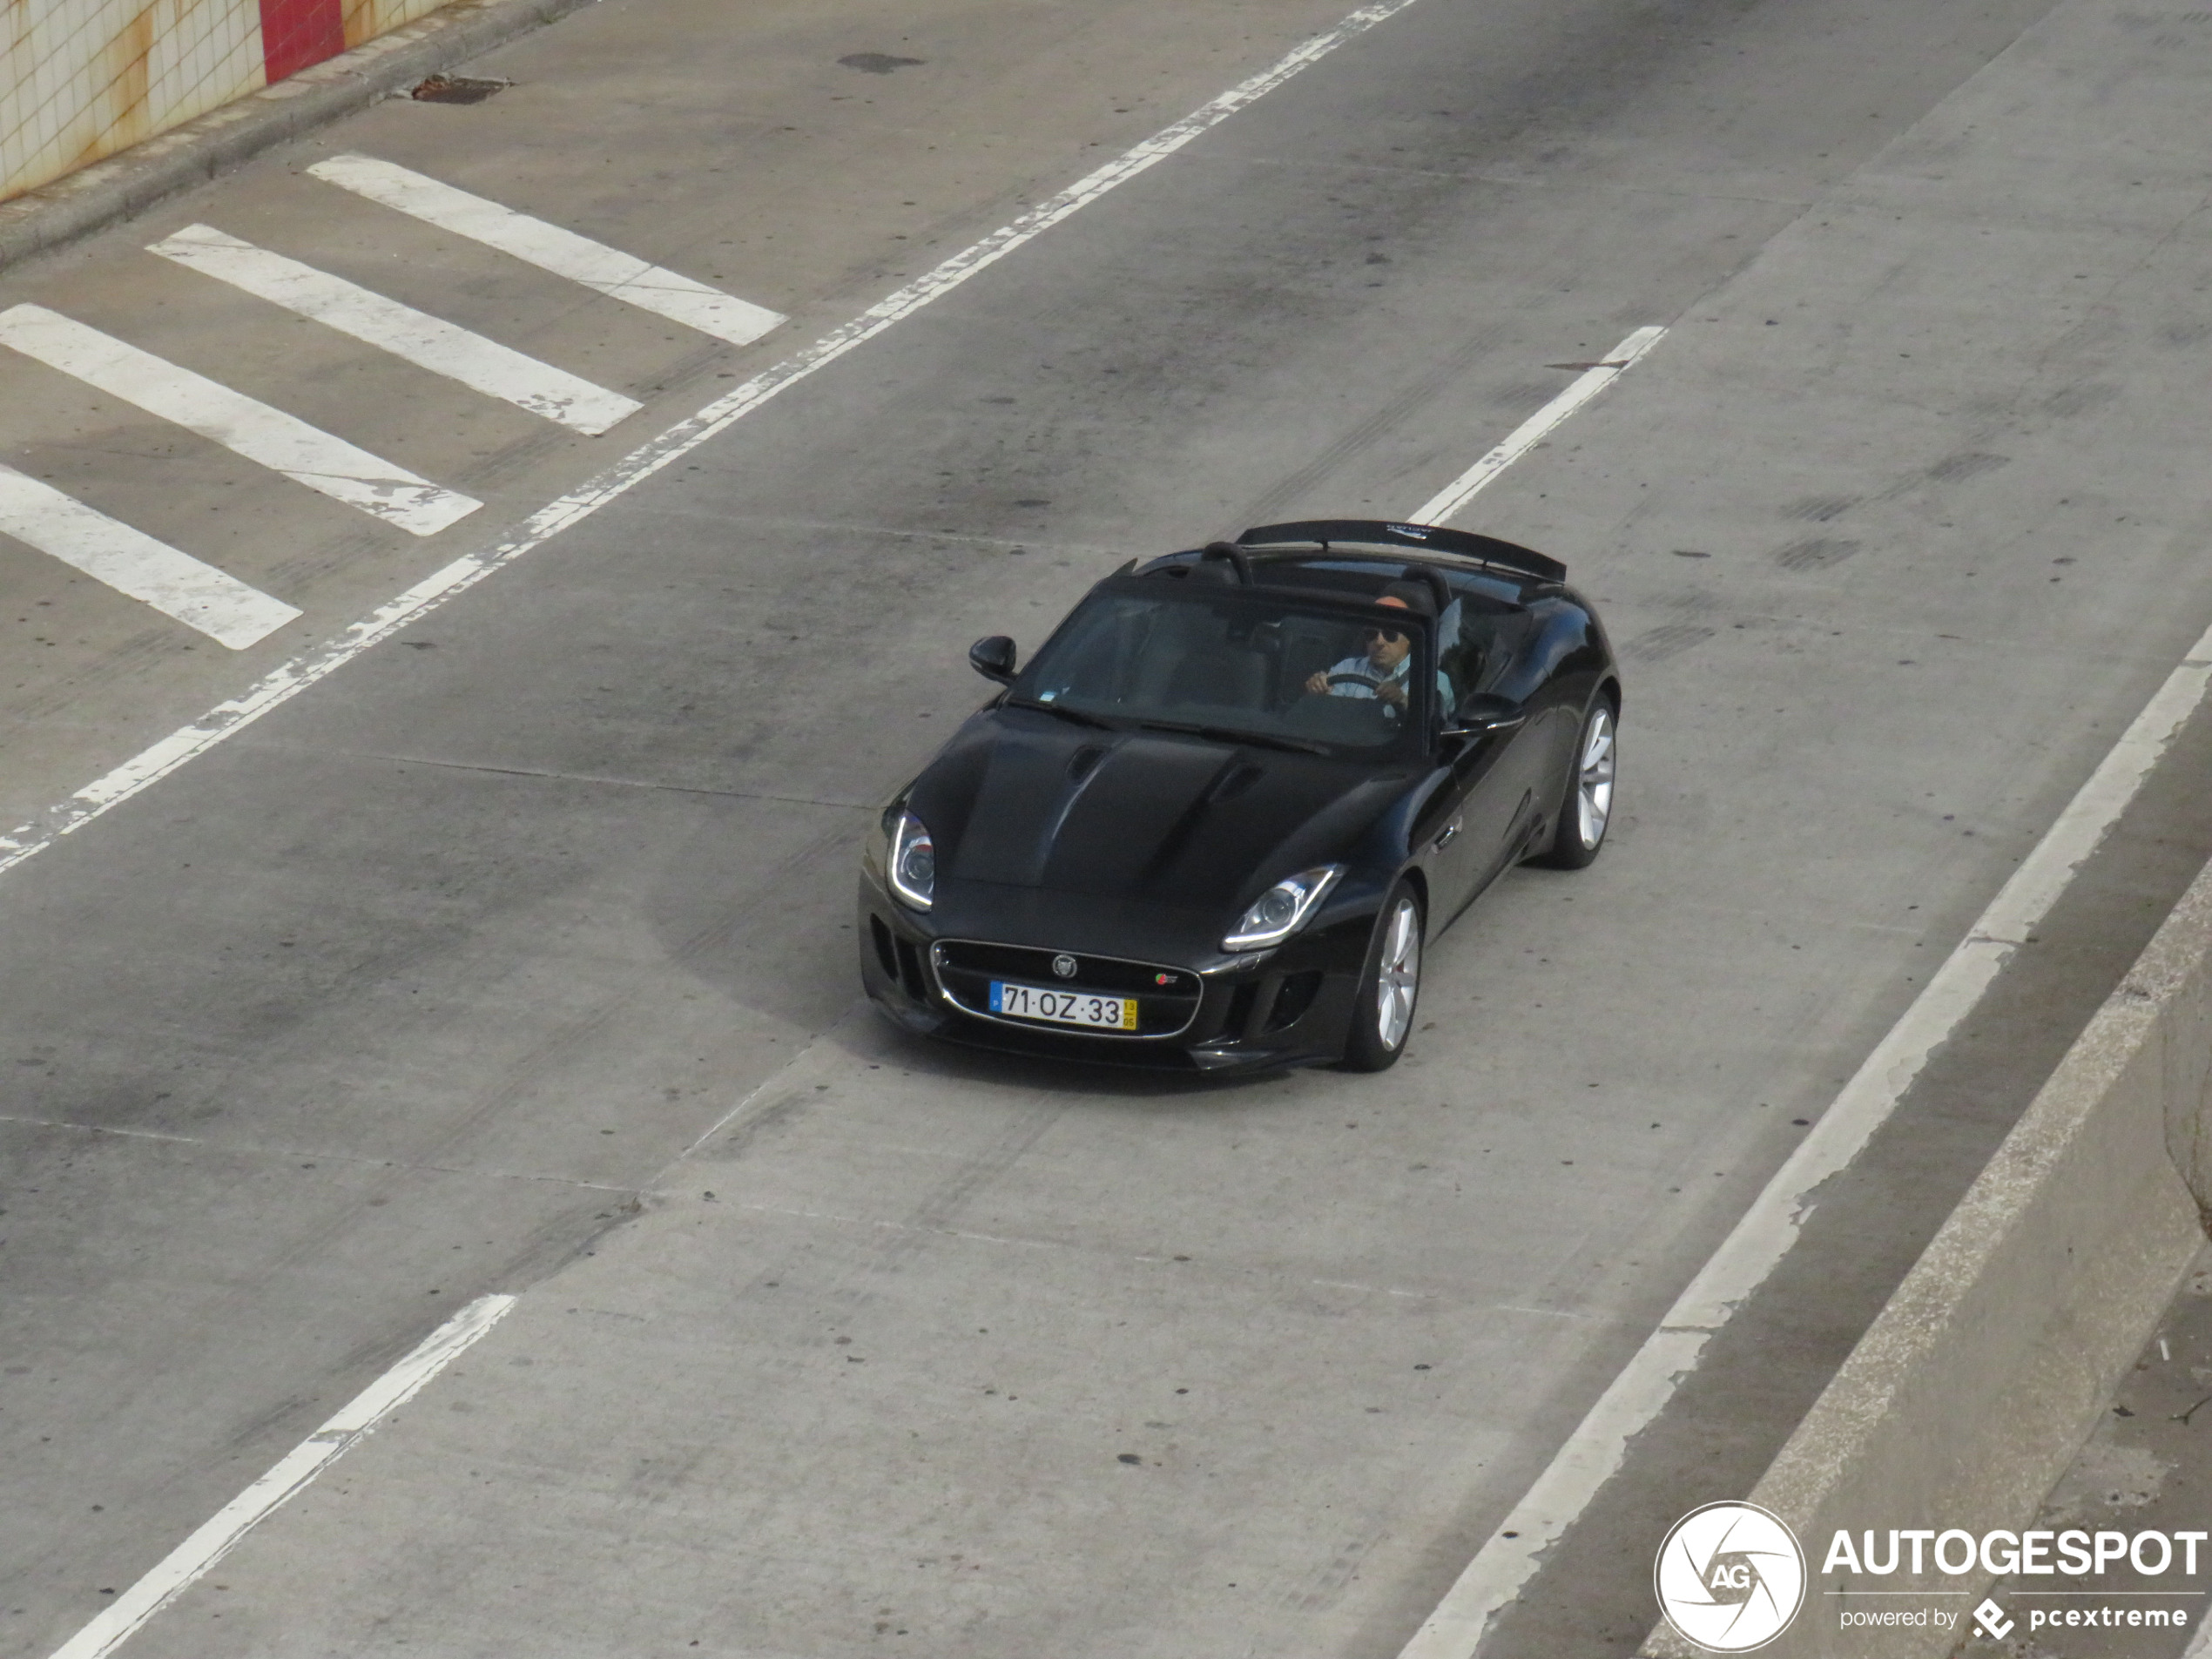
[45,1294,515,1659]
[0,0,1427,875]
[1409,325,1667,525]
[307,155,787,348]
[0,304,480,536]
[1398,630,2212,1658]
[2183,1598,2212,1659]
[146,225,642,435]
[0,464,299,650]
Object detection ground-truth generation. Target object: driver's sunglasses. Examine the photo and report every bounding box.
[1362,626,1406,644]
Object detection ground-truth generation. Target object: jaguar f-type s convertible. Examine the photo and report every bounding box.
[858,520,1621,1073]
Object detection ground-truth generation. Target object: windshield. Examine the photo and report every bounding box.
[1013,585,1437,752]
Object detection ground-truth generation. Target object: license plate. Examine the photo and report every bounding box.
[990,980,1138,1030]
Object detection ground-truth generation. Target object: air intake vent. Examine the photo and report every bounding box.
[1264,971,1322,1031]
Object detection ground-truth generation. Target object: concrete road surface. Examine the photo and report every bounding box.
[9,0,2212,1655]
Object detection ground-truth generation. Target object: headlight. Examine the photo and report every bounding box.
[1223,865,1342,951]
[888,810,937,910]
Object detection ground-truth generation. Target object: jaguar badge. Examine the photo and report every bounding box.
[1052,954,1078,979]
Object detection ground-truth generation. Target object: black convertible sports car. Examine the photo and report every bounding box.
[858,520,1620,1073]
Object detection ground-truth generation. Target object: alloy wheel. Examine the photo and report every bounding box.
[1375,894,1421,1050]
[1575,706,1616,850]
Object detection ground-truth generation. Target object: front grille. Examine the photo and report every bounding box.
[933,941,1198,997]
[930,941,1201,1037]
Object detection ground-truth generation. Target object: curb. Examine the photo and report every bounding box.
[0,0,599,277]
[1642,851,2212,1658]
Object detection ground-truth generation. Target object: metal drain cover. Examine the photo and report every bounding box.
[409,74,509,104]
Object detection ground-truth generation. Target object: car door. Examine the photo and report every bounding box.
[1420,597,1540,915]
[1435,712,1548,910]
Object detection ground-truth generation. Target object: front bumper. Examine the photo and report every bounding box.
[856,872,1374,1073]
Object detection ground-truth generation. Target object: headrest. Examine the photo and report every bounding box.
[1377,579,1438,617]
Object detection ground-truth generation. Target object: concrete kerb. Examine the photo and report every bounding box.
[0,0,599,277]
[1641,855,2212,1659]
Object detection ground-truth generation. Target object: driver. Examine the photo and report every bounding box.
[1304,583,1433,712]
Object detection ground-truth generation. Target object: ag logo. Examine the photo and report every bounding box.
[1654,1501,1805,1652]
[1051,954,1078,979]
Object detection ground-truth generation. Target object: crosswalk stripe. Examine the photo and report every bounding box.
[307,155,787,348]
[0,305,482,537]
[0,464,300,649]
[147,225,643,436]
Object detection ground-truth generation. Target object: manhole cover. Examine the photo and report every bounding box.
[409,74,509,104]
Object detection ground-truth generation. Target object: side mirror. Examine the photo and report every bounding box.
[1443,691,1527,738]
[969,635,1018,684]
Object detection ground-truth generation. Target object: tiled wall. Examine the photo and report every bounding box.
[342,0,452,51]
[2,0,453,203]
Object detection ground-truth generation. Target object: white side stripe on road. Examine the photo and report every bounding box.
[147,225,642,435]
[1410,325,1667,525]
[0,305,480,536]
[0,464,299,649]
[45,1294,515,1659]
[1397,624,2212,1657]
[2182,1599,2212,1659]
[307,155,787,348]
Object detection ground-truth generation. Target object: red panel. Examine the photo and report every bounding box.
[259,0,346,84]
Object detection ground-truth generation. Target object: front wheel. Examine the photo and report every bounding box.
[1339,883,1423,1072]
[1533,698,1616,869]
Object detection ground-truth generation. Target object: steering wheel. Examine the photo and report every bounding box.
[1325,672,1381,691]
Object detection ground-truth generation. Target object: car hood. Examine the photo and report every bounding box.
[910,706,1410,909]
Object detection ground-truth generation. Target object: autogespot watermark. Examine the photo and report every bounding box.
[1655,1503,1808,1652]
[1656,1510,2209,1651]
[1829,1527,2205,1642]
